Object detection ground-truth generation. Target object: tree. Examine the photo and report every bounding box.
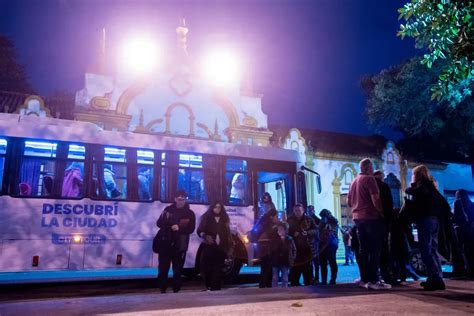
[398,0,473,106]
[0,35,34,93]
[361,57,474,160]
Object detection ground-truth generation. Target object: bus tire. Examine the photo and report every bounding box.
[409,247,427,277]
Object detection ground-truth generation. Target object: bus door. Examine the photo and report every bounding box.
[255,171,293,221]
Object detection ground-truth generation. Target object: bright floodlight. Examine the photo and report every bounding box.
[203,49,241,87]
[119,36,158,75]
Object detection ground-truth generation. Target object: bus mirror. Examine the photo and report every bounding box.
[316,175,322,194]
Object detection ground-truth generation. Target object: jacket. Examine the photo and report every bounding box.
[197,210,234,254]
[270,235,296,267]
[287,214,318,259]
[156,203,196,253]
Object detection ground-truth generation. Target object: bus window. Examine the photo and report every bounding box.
[226,159,249,205]
[161,152,218,203]
[0,138,7,191]
[137,150,154,200]
[61,144,85,198]
[92,147,127,199]
[19,140,58,196]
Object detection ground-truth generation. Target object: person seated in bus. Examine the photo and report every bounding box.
[230,173,246,204]
[19,182,32,196]
[104,164,121,198]
[258,192,276,219]
[156,190,196,293]
[62,162,83,198]
[197,201,234,291]
[42,175,53,196]
[137,167,151,200]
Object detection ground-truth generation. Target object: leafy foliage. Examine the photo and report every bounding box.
[398,0,473,106]
[0,35,33,93]
[361,57,474,160]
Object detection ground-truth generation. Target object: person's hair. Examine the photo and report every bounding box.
[263,192,273,203]
[457,189,473,209]
[359,158,373,174]
[412,165,431,184]
[175,190,188,198]
[276,221,289,232]
[293,203,304,210]
[373,170,384,178]
[205,201,229,222]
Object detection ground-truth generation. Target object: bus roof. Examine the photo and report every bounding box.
[0,113,298,162]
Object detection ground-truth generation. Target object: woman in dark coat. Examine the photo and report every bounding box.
[406,165,450,291]
[453,189,474,277]
[319,209,339,285]
[197,202,234,291]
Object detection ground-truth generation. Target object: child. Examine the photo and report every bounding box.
[271,222,296,287]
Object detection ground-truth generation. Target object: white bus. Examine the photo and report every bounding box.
[0,113,307,280]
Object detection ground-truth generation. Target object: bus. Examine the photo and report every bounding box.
[0,113,307,280]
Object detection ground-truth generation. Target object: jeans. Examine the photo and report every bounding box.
[158,250,186,292]
[200,244,227,290]
[259,255,273,288]
[345,245,355,264]
[290,261,312,286]
[272,266,289,287]
[355,219,385,283]
[320,245,338,283]
[417,216,443,281]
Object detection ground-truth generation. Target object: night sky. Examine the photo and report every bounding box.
[0,0,419,137]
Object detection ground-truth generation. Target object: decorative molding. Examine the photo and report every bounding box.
[90,96,111,110]
[164,102,195,136]
[16,95,52,117]
[115,78,150,114]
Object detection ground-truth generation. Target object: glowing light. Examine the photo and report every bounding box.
[73,235,82,243]
[242,235,249,244]
[119,36,159,75]
[203,49,241,87]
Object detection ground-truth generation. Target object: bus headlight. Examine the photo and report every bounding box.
[242,235,249,244]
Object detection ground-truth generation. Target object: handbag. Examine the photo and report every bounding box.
[152,229,174,254]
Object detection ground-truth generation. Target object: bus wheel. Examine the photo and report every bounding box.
[223,256,243,284]
[409,248,427,276]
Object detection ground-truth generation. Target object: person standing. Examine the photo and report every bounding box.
[342,226,354,265]
[348,158,391,290]
[319,209,339,285]
[307,205,321,284]
[250,208,279,288]
[156,190,196,293]
[197,202,234,291]
[374,170,395,284]
[258,192,277,219]
[288,204,318,286]
[406,165,449,290]
[270,222,296,287]
[453,189,474,277]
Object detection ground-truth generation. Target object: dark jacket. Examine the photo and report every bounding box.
[156,203,196,253]
[249,211,278,257]
[405,180,450,222]
[197,210,234,254]
[270,235,296,267]
[375,178,394,220]
[320,215,339,251]
[287,214,318,259]
[453,199,474,228]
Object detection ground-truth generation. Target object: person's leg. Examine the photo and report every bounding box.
[158,254,172,292]
[272,267,280,287]
[320,248,328,284]
[355,220,369,283]
[417,217,443,285]
[171,251,186,292]
[302,261,312,286]
[367,220,385,283]
[329,246,338,284]
[259,255,272,288]
[290,265,302,286]
[200,245,212,289]
[211,248,226,290]
[281,267,289,287]
[312,255,320,284]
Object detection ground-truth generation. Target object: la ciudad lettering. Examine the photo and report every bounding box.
[41,203,119,228]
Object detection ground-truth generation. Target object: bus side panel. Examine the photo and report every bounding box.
[84,240,153,269]
[0,239,69,271]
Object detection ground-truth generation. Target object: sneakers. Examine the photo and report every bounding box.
[358,281,368,289]
[368,281,392,290]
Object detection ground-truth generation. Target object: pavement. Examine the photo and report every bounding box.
[0,265,472,315]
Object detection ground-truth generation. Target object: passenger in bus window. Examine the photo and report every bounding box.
[104,164,121,198]
[230,173,246,204]
[197,202,234,291]
[62,162,83,198]
[156,190,196,293]
[258,192,276,219]
[138,167,152,200]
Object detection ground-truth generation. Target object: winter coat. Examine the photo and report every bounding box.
[156,203,196,253]
[270,235,296,267]
[287,214,318,260]
[62,168,82,198]
[319,215,339,251]
[197,210,234,254]
[249,211,278,258]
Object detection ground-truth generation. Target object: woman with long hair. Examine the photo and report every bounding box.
[406,165,449,290]
[197,202,234,291]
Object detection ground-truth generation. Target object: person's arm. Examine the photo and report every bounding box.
[305,217,318,237]
[156,208,173,228]
[347,183,353,208]
[180,209,196,235]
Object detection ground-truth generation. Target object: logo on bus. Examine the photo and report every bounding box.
[52,233,107,244]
